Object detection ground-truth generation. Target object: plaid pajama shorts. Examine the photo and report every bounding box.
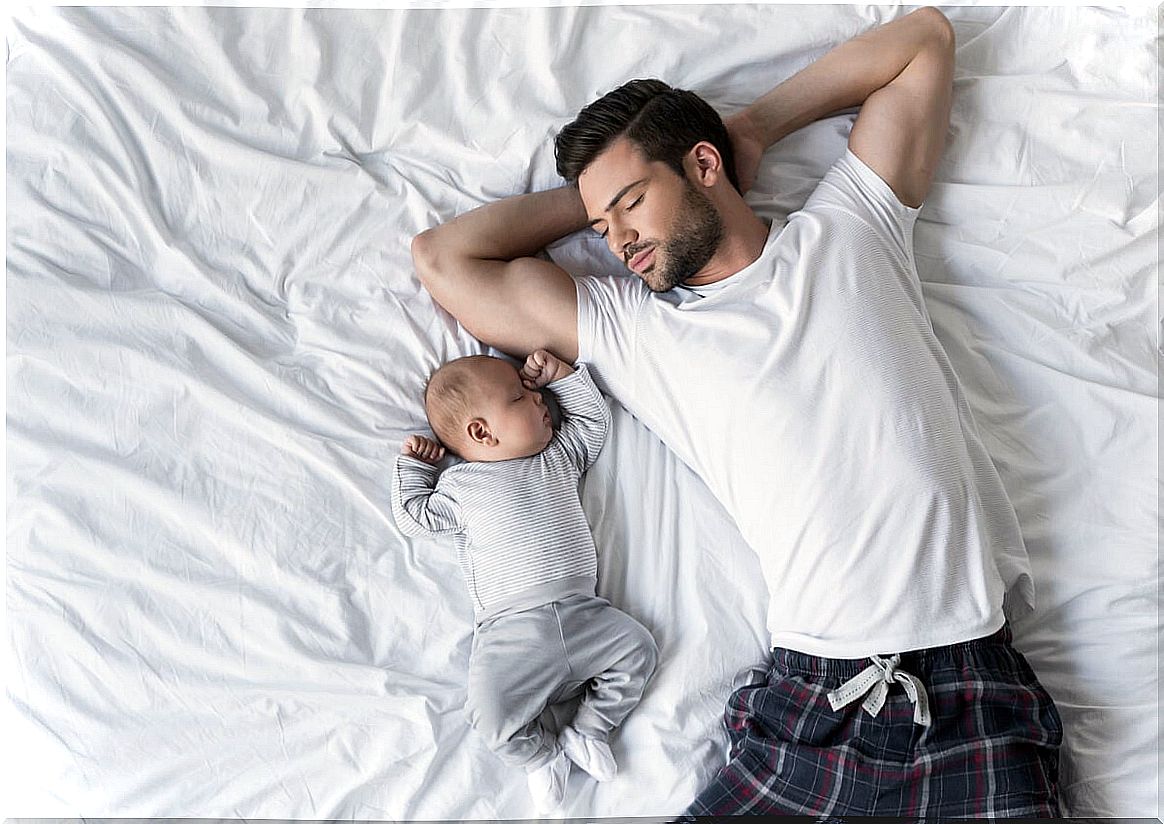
[683,624,1062,817]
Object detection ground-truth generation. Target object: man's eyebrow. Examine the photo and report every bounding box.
[587,178,648,226]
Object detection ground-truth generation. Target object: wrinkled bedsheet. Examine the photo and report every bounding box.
[6,4,1158,818]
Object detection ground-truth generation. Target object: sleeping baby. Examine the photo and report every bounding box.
[391,348,658,812]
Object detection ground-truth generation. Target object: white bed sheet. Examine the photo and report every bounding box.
[5,4,1158,819]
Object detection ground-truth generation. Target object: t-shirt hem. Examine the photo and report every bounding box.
[574,277,598,367]
[843,147,925,216]
[573,274,648,397]
[768,609,1007,659]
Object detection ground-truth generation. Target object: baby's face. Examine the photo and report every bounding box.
[470,359,553,461]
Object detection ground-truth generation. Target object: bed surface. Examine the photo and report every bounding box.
[6,4,1158,818]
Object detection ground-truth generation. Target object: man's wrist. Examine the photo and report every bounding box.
[727,109,767,150]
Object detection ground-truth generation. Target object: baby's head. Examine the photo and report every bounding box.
[424,355,553,462]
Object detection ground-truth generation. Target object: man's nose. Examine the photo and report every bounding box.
[608,221,637,258]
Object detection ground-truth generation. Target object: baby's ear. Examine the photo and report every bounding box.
[466,418,492,445]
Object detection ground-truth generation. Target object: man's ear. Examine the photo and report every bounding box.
[466,418,497,447]
[687,141,723,187]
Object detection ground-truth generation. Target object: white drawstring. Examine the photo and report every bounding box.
[825,653,931,727]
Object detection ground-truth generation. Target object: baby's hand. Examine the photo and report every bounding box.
[402,434,446,465]
[520,349,574,389]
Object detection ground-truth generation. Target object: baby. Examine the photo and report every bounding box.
[391,348,658,812]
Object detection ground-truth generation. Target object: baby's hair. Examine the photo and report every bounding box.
[423,355,497,455]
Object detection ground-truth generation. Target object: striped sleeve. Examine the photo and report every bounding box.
[546,363,611,472]
[391,455,463,537]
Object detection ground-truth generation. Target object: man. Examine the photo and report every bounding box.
[411,7,1062,816]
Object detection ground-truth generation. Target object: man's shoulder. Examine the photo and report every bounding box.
[799,149,921,226]
[576,271,651,308]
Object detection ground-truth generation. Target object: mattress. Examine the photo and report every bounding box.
[5,4,1158,818]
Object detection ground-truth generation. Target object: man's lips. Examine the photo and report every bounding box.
[628,247,655,273]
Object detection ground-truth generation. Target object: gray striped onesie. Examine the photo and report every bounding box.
[392,364,658,771]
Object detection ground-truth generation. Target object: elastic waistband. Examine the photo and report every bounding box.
[773,624,1013,679]
[474,575,597,626]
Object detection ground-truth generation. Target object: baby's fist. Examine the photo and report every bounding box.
[402,434,445,465]
[520,349,574,389]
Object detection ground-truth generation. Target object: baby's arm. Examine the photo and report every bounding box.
[522,349,611,472]
[391,435,462,537]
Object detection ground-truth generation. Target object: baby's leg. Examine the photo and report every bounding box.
[464,604,573,771]
[555,595,659,741]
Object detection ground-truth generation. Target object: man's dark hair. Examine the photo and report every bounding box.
[554,79,740,193]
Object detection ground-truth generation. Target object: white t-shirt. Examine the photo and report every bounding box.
[576,148,1034,658]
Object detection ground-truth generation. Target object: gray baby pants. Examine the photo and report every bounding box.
[464,592,659,771]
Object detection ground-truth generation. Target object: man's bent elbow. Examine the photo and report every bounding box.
[915,7,955,52]
[411,229,443,285]
[411,229,474,318]
[412,229,467,299]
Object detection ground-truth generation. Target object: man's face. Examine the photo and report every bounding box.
[578,137,724,292]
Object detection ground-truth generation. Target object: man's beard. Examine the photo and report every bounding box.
[642,181,725,293]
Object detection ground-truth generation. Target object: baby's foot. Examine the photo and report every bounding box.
[559,725,617,782]
[526,748,571,813]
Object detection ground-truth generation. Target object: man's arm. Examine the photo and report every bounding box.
[727,7,955,207]
[411,187,587,362]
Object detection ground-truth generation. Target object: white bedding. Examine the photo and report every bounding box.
[5,4,1158,818]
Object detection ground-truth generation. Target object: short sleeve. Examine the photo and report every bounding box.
[801,148,922,267]
[573,273,648,404]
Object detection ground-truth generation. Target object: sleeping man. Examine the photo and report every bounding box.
[408,7,1063,816]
